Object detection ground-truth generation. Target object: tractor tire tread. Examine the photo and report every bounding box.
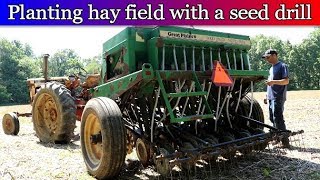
[32,81,76,143]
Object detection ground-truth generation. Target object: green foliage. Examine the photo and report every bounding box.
[293,29,320,89]
[0,84,11,103]
[48,49,84,77]
[0,39,38,104]
[262,167,271,177]
[309,171,320,179]
[82,55,102,74]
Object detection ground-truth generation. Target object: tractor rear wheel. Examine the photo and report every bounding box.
[2,113,20,135]
[81,97,126,179]
[32,82,76,143]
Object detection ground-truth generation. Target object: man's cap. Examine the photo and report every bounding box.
[262,49,278,58]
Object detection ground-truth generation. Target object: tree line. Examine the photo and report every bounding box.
[0,29,319,105]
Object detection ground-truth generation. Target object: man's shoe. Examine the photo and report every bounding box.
[271,137,281,145]
[280,138,291,149]
[279,143,291,149]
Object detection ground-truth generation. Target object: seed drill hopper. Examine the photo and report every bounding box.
[80,26,303,178]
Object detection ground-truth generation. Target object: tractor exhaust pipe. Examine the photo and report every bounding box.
[43,54,49,82]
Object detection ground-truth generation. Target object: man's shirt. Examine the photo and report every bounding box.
[267,61,289,101]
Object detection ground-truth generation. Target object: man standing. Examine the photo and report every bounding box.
[262,49,290,148]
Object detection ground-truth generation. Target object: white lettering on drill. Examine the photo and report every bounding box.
[160,31,251,46]
[167,32,197,39]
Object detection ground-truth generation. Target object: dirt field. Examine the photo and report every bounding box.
[0,90,319,180]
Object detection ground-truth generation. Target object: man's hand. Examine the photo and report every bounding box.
[265,78,289,86]
[265,80,274,86]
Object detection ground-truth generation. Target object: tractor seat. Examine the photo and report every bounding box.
[82,74,101,88]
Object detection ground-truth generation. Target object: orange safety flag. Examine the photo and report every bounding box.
[211,61,233,87]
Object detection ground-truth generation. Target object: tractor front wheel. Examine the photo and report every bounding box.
[80,97,126,179]
[2,113,20,135]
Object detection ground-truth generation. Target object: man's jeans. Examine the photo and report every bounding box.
[269,98,286,130]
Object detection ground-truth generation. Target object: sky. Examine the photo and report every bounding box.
[0,26,316,59]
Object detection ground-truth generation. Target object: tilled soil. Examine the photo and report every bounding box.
[0,90,319,180]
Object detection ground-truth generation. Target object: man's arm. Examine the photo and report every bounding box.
[266,77,289,86]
